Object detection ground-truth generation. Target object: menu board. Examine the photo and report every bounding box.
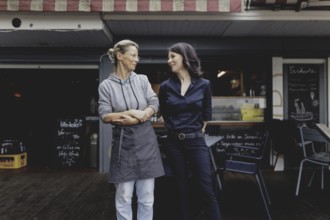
[54,118,84,167]
[286,64,320,124]
[216,129,265,157]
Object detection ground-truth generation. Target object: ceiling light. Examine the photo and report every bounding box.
[217,70,226,78]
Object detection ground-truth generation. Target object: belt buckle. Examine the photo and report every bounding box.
[178,133,185,140]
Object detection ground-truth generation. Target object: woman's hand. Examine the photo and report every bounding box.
[112,115,139,126]
[202,121,208,134]
[129,109,149,122]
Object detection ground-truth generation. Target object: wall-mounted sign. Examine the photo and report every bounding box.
[286,64,320,124]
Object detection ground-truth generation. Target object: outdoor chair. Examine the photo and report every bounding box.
[223,130,272,220]
[295,124,330,196]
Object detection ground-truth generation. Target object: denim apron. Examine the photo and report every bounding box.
[108,121,164,183]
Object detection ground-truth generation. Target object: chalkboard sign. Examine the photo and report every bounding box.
[287,64,320,124]
[54,118,84,167]
[217,130,265,157]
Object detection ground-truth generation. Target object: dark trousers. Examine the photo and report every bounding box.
[166,135,221,220]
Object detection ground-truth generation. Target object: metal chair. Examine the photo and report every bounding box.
[223,130,272,220]
[295,124,330,196]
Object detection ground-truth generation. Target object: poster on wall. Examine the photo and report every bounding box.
[287,64,320,124]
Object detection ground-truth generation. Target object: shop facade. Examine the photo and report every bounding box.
[0,0,330,172]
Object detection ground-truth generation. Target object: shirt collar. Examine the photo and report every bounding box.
[171,75,199,85]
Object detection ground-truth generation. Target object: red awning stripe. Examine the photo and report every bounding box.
[138,0,150,11]
[184,0,197,11]
[0,0,243,12]
[161,0,173,11]
[230,0,243,12]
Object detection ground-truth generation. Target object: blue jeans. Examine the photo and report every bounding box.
[115,178,155,220]
[167,135,221,220]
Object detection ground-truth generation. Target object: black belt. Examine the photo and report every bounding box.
[170,131,204,140]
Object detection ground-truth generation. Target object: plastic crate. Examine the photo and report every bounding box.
[0,152,27,169]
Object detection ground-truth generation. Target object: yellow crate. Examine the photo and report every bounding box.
[0,152,27,169]
[240,104,264,122]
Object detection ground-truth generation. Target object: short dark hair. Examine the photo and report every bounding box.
[168,42,203,77]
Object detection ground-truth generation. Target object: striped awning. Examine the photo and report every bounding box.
[0,0,243,12]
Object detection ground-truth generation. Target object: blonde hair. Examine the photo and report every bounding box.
[108,39,139,66]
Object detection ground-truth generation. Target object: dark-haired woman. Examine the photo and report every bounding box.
[159,42,221,220]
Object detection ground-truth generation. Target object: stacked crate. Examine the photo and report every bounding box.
[0,140,27,169]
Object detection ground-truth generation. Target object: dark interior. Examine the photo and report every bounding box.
[0,69,99,167]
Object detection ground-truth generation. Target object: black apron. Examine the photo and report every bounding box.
[108,121,164,183]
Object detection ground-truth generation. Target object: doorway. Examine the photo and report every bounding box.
[0,67,99,168]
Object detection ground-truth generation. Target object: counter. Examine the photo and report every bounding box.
[152,121,264,128]
[212,96,266,122]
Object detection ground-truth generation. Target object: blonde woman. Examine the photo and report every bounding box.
[98,39,164,220]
